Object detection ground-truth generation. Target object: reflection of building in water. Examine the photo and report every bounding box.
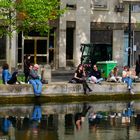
[0,102,139,140]
[65,114,74,134]
[47,114,58,131]
[135,114,140,131]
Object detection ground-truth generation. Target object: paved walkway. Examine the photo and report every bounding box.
[51,69,74,82]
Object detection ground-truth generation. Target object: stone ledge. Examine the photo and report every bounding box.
[0,82,139,97]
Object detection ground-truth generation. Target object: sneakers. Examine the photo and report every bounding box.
[89,89,92,93]
[128,86,131,90]
[127,86,135,94]
[130,89,135,95]
[96,81,102,85]
[90,81,94,84]
[84,89,92,95]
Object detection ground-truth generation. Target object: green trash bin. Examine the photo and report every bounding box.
[97,61,117,78]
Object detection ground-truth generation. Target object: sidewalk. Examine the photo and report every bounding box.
[51,69,75,83]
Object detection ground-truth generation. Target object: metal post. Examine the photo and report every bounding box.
[128,3,131,67]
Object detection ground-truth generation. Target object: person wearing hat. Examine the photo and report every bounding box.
[29,64,42,96]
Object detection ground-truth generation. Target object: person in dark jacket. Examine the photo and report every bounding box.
[29,64,42,96]
[70,64,92,95]
[24,54,31,83]
[2,63,19,84]
[88,64,103,84]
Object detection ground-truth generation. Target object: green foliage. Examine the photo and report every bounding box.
[17,74,25,82]
[0,0,65,35]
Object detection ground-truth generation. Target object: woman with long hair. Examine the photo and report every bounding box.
[72,64,92,95]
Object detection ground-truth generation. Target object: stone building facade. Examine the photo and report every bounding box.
[0,0,140,70]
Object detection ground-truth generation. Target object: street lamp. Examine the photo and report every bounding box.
[128,3,131,67]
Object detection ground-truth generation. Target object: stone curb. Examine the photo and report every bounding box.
[0,82,139,97]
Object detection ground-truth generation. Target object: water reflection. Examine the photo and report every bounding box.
[74,103,91,131]
[0,101,140,140]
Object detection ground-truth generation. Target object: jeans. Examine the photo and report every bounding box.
[7,71,18,84]
[29,79,42,95]
[32,105,42,121]
[89,76,103,83]
[96,78,104,83]
[122,77,132,89]
[72,78,91,94]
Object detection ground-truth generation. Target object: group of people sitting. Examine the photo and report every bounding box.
[69,64,136,95]
[69,64,103,95]
[2,62,42,97]
[1,56,136,96]
[2,54,50,96]
[108,65,136,94]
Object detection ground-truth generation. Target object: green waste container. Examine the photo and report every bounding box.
[97,61,117,78]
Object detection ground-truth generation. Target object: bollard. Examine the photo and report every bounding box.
[39,64,52,83]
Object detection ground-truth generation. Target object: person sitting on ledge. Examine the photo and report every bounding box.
[2,63,19,85]
[107,66,122,82]
[88,64,103,84]
[29,64,42,96]
[69,64,92,95]
[122,66,135,94]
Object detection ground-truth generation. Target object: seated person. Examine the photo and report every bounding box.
[107,66,122,82]
[2,63,19,84]
[29,64,42,96]
[69,64,92,95]
[88,64,103,84]
[122,66,134,94]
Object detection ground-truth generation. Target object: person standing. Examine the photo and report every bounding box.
[71,64,92,95]
[29,64,42,96]
[24,54,31,83]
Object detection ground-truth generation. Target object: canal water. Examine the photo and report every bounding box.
[0,101,140,140]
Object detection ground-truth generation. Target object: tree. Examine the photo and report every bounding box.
[0,0,65,36]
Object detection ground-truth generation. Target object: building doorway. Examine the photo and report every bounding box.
[18,31,55,69]
[66,28,74,67]
[24,37,48,64]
